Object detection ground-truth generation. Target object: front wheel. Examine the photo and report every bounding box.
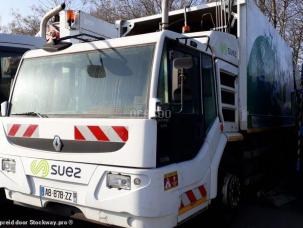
[221,173,241,209]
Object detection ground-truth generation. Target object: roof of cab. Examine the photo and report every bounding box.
[23,30,211,59]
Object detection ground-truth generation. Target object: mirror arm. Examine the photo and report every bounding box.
[180,71,184,113]
[176,69,184,113]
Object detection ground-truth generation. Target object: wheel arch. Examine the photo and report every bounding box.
[209,133,227,199]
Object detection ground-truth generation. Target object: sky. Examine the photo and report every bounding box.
[0,0,84,27]
[0,1,32,26]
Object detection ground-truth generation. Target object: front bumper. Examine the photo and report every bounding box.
[0,155,180,228]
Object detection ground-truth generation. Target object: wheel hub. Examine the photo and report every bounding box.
[222,174,241,209]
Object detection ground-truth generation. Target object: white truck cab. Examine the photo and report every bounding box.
[0,30,221,228]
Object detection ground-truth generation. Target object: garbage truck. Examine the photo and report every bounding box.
[0,0,295,227]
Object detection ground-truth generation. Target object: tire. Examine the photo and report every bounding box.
[221,173,241,210]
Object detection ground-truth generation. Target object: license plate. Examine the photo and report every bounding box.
[40,186,77,203]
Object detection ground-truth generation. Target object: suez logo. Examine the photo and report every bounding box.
[219,42,237,58]
[30,160,81,179]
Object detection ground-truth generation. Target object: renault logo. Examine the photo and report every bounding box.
[53,135,63,152]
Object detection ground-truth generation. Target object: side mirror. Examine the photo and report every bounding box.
[173,57,193,70]
[1,101,8,117]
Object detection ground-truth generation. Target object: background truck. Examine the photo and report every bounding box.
[0,0,296,227]
[0,34,44,104]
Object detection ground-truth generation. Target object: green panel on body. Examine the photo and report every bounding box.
[247,36,294,129]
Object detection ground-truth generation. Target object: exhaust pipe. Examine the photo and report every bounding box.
[40,3,66,39]
[161,0,169,30]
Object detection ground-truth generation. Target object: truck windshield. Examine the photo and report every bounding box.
[0,47,25,103]
[10,45,155,117]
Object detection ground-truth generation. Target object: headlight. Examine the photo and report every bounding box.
[2,159,16,173]
[107,173,131,190]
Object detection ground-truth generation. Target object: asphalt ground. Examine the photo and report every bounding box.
[0,173,302,228]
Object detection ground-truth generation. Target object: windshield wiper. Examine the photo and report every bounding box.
[11,112,48,118]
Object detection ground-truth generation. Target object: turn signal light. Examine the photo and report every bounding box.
[66,10,76,27]
[182,25,191,33]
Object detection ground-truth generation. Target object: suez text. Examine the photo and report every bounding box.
[50,165,81,178]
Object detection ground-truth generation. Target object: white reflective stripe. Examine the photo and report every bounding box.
[192,188,202,200]
[101,126,122,142]
[76,126,96,141]
[15,124,29,137]
[31,127,39,138]
[181,193,191,207]
[7,124,13,133]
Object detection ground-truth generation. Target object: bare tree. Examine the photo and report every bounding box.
[7,8,41,36]
[255,0,303,66]
[88,0,204,23]
[259,0,267,13]
[271,0,277,28]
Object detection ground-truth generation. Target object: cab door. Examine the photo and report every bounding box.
[156,40,204,165]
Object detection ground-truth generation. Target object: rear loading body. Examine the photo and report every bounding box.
[0,1,295,227]
[239,0,294,131]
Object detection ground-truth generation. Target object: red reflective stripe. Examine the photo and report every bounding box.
[198,185,207,198]
[186,191,197,204]
[8,124,21,136]
[23,125,38,137]
[88,126,109,141]
[75,127,86,140]
[112,126,128,142]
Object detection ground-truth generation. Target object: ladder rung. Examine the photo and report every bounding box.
[221,85,235,93]
[222,103,236,110]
